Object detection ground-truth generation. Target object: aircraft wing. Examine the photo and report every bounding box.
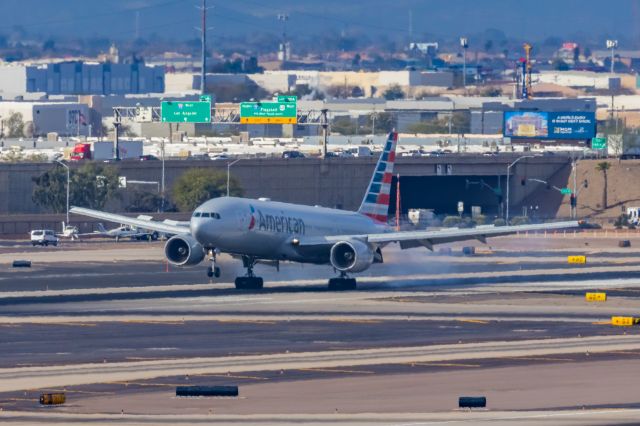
[70,207,190,236]
[297,221,580,250]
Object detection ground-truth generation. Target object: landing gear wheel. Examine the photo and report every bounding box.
[234,276,264,290]
[214,266,221,278]
[207,266,214,278]
[328,278,357,291]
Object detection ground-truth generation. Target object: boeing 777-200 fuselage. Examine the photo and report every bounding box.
[71,132,580,290]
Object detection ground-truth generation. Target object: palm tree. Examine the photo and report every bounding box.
[596,161,611,209]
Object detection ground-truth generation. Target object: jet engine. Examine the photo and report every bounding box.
[329,240,375,273]
[164,235,206,266]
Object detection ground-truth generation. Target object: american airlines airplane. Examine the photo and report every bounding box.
[71,132,579,290]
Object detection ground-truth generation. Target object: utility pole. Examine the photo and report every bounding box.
[197,0,211,95]
[320,108,328,158]
[460,37,469,88]
[606,39,618,75]
[278,13,289,62]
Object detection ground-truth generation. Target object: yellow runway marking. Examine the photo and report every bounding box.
[44,388,115,395]
[194,373,269,380]
[607,350,640,355]
[512,356,574,362]
[592,321,612,325]
[49,323,97,327]
[457,319,490,324]
[108,381,186,388]
[299,368,375,374]
[216,320,277,325]
[409,362,480,368]
[329,319,381,324]
[123,320,185,325]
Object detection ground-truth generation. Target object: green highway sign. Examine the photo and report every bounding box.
[276,95,297,103]
[591,137,607,150]
[560,188,572,195]
[161,101,211,123]
[240,101,297,124]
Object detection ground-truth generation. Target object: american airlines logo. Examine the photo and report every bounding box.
[250,205,306,235]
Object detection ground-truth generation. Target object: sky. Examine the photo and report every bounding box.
[0,0,638,46]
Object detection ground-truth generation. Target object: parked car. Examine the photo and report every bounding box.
[282,150,305,159]
[30,229,59,247]
[139,155,159,161]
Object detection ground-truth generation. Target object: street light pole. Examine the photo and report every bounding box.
[55,160,70,225]
[227,159,240,197]
[506,155,537,224]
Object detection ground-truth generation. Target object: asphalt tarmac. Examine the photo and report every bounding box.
[3,235,640,425]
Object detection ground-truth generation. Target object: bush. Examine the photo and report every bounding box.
[510,216,530,226]
[442,216,461,227]
[474,215,487,225]
[493,218,506,227]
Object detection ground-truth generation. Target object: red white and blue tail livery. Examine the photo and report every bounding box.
[358,132,397,223]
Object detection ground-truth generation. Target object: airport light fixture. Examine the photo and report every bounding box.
[54,160,70,225]
[227,159,241,197]
[606,39,618,75]
[505,155,538,224]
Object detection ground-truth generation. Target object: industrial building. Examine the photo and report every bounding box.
[0,62,165,98]
[0,101,93,137]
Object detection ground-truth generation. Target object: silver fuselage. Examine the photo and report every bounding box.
[190,197,387,263]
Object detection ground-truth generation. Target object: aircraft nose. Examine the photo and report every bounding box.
[190,218,207,242]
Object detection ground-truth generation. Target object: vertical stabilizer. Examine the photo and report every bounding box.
[358,132,398,223]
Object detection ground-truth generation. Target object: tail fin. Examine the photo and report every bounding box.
[358,132,398,223]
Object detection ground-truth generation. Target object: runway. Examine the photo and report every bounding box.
[2,235,640,424]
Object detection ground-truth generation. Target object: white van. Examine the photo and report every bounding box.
[30,229,59,247]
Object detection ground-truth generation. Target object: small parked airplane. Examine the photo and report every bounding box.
[71,132,580,290]
[94,223,159,242]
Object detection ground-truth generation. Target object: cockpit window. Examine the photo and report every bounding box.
[201,212,210,218]
[193,212,201,217]
[212,213,221,219]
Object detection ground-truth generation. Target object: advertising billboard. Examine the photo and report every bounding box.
[504,111,595,140]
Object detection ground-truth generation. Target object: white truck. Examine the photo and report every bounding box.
[30,229,59,246]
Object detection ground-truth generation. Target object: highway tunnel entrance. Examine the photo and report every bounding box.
[389,175,504,217]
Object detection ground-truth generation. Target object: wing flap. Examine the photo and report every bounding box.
[70,207,190,236]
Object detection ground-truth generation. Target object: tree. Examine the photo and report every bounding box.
[32,162,121,212]
[5,112,24,138]
[32,166,68,213]
[125,190,163,213]
[596,161,611,210]
[172,168,242,212]
[383,84,405,100]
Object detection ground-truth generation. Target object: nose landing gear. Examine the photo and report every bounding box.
[206,249,221,278]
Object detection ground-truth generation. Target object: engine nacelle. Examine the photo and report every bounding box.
[329,240,375,273]
[164,235,206,266]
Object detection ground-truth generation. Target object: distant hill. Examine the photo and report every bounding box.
[1,0,638,45]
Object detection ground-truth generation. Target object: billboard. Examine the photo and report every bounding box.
[504,111,596,140]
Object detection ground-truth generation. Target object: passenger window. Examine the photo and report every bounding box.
[201,212,210,218]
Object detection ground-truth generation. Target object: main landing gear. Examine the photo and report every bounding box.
[328,272,357,291]
[234,256,263,290]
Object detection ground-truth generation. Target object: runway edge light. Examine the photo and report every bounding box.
[586,292,607,302]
